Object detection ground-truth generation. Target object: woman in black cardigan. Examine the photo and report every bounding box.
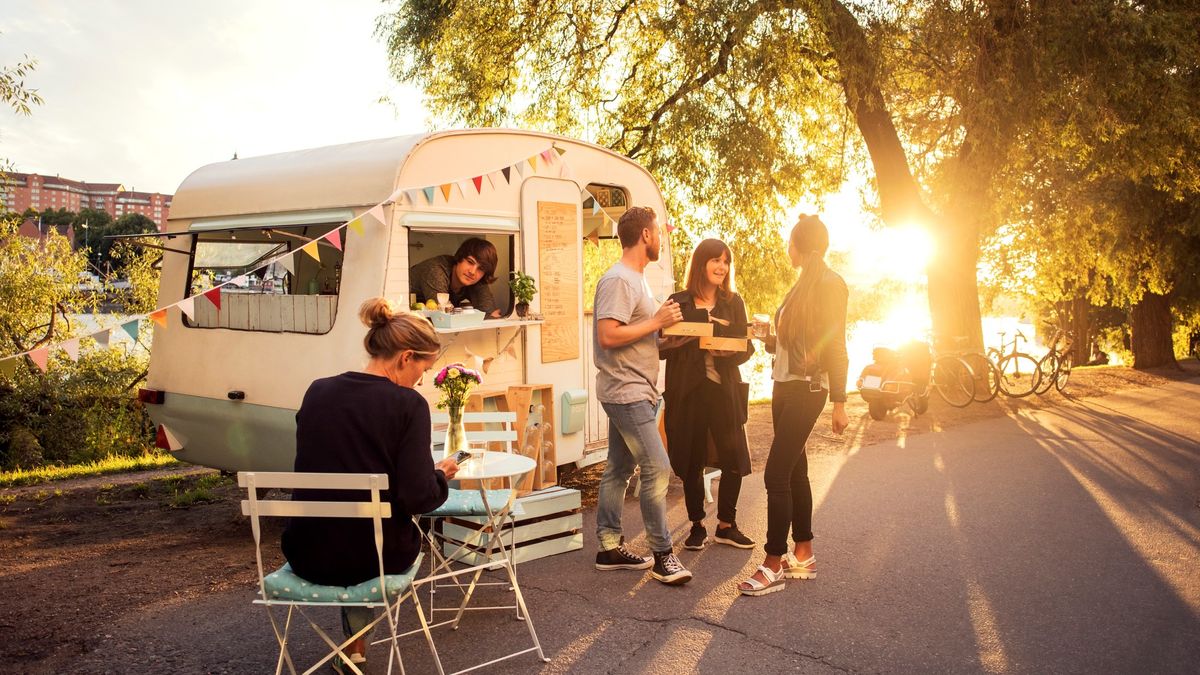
[660,238,756,551]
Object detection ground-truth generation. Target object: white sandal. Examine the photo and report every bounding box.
[739,564,786,596]
[783,552,817,580]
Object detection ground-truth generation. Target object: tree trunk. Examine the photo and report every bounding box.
[810,0,985,351]
[1068,295,1091,364]
[1130,292,1178,369]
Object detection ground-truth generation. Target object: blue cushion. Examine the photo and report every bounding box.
[425,488,513,516]
[264,553,423,603]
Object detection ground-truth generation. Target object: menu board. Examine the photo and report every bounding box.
[537,201,580,363]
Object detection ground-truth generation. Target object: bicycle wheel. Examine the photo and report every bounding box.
[1054,352,1073,392]
[997,353,1041,397]
[933,356,975,407]
[962,352,1000,402]
[1034,353,1058,395]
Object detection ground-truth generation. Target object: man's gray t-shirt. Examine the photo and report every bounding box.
[593,262,660,404]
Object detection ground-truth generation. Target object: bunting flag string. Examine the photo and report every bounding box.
[0,143,573,372]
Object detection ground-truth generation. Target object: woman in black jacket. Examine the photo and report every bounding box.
[282,297,461,668]
[660,238,756,551]
[739,215,849,597]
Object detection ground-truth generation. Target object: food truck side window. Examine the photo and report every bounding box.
[407,231,515,316]
[582,183,631,313]
[183,223,346,334]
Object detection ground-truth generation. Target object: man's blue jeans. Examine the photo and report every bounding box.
[597,399,672,553]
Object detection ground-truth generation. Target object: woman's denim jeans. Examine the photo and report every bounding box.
[596,399,673,553]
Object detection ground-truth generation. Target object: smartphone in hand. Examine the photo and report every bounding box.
[451,449,472,464]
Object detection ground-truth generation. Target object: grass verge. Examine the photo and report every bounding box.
[0,453,180,488]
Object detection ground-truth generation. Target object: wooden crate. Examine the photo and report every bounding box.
[465,384,558,493]
[441,486,582,565]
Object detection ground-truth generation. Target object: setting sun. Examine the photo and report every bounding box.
[848,225,936,283]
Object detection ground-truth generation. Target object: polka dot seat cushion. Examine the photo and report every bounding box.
[263,553,424,603]
[425,489,513,517]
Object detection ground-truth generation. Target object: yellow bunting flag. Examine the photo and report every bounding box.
[300,240,321,263]
[29,347,49,372]
[440,183,453,201]
[555,145,566,156]
[529,155,538,172]
[149,309,168,328]
[0,357,16,378]
[347,216,364,235]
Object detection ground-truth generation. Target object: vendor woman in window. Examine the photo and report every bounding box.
[409,237,502,318]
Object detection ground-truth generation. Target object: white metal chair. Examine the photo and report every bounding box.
[425,411,522,618]
[239,471,440,675]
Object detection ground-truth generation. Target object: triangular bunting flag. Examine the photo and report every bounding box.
[204,287,222,311]
[92,330,110,348]
[592,200,601,216]
[149,309,168,328]
[367,204,386,225]
[300,240,321,263]
[560,162,575,180]
[121,319,140,342]
[406,190,420,207]
[348,216,364,235]
[515,162,527,178]
[0,357,16,378]
[326,229,342,251]
[554,146,567,156]
[540,149,554,164]
[529,155,538,172]
[156,424,185,451]
[423,186,436,204]
[278,255,295,275]
[665,220,676,233]
[440,184,453,201]
[457,180,472,197]
[178,296,196,320]
[62,338,80,361]
[29,347,49,372]
[586,229,600,246]
[472,176,483,193]
[232,275,248,286]
[501,167,511,183]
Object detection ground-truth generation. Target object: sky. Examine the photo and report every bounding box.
[0,0,426,193]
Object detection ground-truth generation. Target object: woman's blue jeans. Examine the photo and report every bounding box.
[596,399,673,553]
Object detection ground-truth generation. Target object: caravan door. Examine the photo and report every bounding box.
[519,176,586,465]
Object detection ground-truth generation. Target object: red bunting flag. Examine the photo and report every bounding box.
[29,347,49,372]
[326,228,342,251]
[204,287,222,311]
[149,309,168,328]
[472,176,483,193]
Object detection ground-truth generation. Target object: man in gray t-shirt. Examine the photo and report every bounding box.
[591,206,693,585]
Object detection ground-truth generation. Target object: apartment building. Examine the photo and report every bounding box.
[1,172,172,229]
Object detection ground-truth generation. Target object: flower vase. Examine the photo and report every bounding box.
[443,405,467,459]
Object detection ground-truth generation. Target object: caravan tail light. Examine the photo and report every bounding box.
[137,388,165,405]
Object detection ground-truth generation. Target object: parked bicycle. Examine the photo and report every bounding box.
[1035,329,1074,395]
[987,330,1042,398]
[929,346,976,409]
[937,335,1000,403]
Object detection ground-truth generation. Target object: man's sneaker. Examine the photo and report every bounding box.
[595,543,653,570]
[713,523,755,549]
[651,551,693,585]
[684,522,707,550]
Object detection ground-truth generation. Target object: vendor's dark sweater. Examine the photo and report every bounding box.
[281,372,448,586]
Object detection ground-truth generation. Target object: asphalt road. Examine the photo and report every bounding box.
[58,380,1200,674]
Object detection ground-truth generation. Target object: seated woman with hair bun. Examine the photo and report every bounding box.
[281,296,459,669]
[409,237,503,317]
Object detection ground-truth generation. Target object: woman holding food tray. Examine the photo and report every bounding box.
[659,238,757,552]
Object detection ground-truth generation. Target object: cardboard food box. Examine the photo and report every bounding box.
[662,321,713,337]
[699,335,749,351]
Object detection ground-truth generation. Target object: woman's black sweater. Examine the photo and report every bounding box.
[281,372,448,586]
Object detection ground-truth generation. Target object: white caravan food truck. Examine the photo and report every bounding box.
[143,129,674,474]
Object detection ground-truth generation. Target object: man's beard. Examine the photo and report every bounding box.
[644,241,660,262]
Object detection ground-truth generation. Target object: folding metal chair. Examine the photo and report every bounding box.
[239,471,440,675]
[424,411,522,620]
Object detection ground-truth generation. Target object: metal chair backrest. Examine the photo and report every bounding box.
[431,411,518,452]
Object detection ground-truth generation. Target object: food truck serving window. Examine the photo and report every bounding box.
[406,230,515,317]
[183,221,345,334]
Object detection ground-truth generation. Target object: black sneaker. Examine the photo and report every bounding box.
[595,542,653,570]
[684,522,707,550]
[651,551,693,585]
[713,524,756,549]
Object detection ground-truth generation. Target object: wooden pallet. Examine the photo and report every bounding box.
[441,486,582,565]
[465,384,558,493]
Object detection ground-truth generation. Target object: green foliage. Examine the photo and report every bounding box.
[508,269,537,304]
[0,54,43,116]
[0,220,95,353]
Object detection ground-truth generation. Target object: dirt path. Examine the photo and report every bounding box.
[1,362,1196,673]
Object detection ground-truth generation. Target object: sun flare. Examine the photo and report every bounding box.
[849,226,936,283]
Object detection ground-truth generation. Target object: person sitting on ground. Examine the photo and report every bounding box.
[280,297,460,672]
[409,237,502,317]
